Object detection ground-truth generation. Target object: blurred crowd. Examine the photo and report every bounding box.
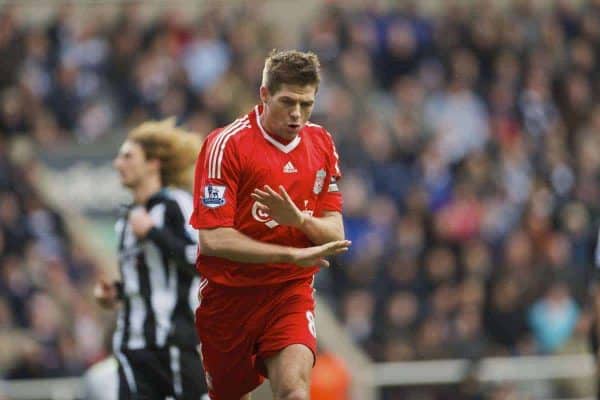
[0,139,107,380]
[2,0,600,398]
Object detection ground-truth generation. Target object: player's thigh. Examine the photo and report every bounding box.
[255,280,317,378]
[196,336,263,400]
[264,344,313,397]
[196,304,263,399]
[195,283,265,399]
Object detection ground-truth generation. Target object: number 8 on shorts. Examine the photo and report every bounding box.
[306,311,317,338]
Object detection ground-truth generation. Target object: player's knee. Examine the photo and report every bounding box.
[275,387,308,400]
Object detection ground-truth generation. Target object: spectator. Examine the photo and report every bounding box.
[529,281,580,353]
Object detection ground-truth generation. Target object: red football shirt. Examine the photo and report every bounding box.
[190,105,343,287]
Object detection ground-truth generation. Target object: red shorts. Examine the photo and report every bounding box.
[195,277,317,400]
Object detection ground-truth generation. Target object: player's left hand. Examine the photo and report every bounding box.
[251,185,305,228]
[129,207,154,238]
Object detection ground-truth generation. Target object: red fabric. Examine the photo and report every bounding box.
[190,105,343,287]
[196,278,317,400]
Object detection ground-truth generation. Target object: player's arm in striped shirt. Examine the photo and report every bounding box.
[145,197,197,273]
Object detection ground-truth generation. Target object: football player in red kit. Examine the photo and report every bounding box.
[190,50,350,400]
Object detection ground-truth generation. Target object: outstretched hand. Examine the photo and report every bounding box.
[290,239,351,268]
[251,185,304,228]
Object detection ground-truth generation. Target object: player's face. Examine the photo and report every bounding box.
[113,140,152,189]
[261,83,317,140]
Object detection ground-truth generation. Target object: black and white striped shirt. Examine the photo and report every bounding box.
[113,188,200,352]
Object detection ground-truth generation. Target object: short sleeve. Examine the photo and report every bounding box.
[190,131,240,229]
[316,129,343,214]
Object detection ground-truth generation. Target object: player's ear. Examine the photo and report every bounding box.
[259,86,270,104]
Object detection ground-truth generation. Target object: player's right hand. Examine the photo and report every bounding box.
[94,280,118,309]
[290,240,351,268]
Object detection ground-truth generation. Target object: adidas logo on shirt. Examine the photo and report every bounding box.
[283,161,298,173]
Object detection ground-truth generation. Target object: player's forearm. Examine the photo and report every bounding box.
[297,212,345,245]
[198,227,296,264]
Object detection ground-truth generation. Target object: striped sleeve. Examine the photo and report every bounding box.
[145,190,198,269]
[190,117,249,229]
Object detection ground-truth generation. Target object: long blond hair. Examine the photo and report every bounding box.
[128,118,202,190]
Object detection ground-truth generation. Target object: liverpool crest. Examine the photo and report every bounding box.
[313,169,327,194]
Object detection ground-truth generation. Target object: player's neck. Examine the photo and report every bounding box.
[132,176,161,205]
[259,114,295,144]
